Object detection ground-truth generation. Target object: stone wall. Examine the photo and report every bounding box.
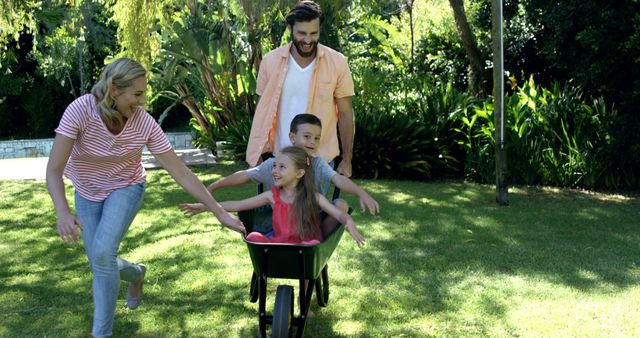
[0,132,195,159]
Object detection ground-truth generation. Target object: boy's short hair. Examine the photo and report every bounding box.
[285,1,324,26]
[290,113,322,133]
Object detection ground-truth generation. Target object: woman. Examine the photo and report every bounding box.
[46,57,245,338]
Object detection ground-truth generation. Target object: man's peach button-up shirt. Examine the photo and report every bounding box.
[245,43,355,166]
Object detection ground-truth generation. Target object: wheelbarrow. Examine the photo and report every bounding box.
[239,191,348,337]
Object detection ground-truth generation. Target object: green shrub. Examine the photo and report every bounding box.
[454,101,496,183]
[417,80,476,177]
[353,111,452,180]
[188,99,222,153]
[461,77,618,189]
[0,62,74,140]
[220,117,251,163]
[578,98,634,190]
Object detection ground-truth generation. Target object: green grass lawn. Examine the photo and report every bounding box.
[1,162,639,337]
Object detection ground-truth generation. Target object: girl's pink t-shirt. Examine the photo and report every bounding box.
[55,94,172,201]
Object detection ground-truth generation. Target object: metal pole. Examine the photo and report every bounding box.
[492,0,508,205]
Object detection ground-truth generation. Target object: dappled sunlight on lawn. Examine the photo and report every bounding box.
[517,185,638,202]
[2,172,639,336]
[509,286,640,336]
[340,179,640,335]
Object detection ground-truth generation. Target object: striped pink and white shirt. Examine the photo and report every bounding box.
[55,94,172,201]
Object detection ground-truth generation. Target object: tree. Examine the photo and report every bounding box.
[0,0,117,139]
[401,0,415,73]
[0,0,40,66]
[111,0,159,69]
[151,1,260,149]
[235,0,290,74]
[448,0,488,96]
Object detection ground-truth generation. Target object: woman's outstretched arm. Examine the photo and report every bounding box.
[154,149,245,235]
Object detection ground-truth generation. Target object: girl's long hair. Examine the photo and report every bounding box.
[280,146,320,240]
[90,57,146,130]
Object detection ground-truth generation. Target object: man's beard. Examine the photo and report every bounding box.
[291,33,318,58]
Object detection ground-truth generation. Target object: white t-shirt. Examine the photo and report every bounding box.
[274,56,316,152]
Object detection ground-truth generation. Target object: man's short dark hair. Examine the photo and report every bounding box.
[290,113,322,133]
[285,1,324,26]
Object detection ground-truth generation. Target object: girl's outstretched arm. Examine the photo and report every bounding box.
[330,175,380,215]
[316,193,365,247]
[220,191,274,212]
[179,202,207,217]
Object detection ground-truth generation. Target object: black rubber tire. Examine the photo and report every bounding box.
[249,272,259,303]
[272,285,294,338]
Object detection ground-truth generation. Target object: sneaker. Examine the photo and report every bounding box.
[126,264,146,309]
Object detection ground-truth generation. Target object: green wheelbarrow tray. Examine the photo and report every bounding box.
[239,206,345,280]
[238,205,348,337]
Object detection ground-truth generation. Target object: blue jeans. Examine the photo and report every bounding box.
[74,182,146,338]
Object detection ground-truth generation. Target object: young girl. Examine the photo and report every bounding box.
[218,146,365,246]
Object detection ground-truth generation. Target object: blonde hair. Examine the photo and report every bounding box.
[91,58,147,130]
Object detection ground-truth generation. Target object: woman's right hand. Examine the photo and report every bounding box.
[56,212,83,244]
[216,211,246,236]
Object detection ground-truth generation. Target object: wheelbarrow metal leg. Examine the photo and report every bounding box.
[294,249,315,338]
[258,248,269,337]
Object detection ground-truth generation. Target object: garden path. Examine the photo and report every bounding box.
[0,149,215,180]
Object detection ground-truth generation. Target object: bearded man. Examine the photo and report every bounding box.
[245,0,356,177]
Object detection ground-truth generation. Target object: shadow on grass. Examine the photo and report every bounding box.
[2,167,638,336]
[346,180,640,335]
[0,164,258,336]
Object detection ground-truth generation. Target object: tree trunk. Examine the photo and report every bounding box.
[448,0,487,96]
[404,0,415,73]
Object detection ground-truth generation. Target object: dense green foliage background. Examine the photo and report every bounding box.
[1,0,639,189]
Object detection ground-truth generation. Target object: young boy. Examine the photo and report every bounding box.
[181,114,379,237]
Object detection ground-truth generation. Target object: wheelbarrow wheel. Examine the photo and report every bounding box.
[249,272,259,303]
[272,285,294,338]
